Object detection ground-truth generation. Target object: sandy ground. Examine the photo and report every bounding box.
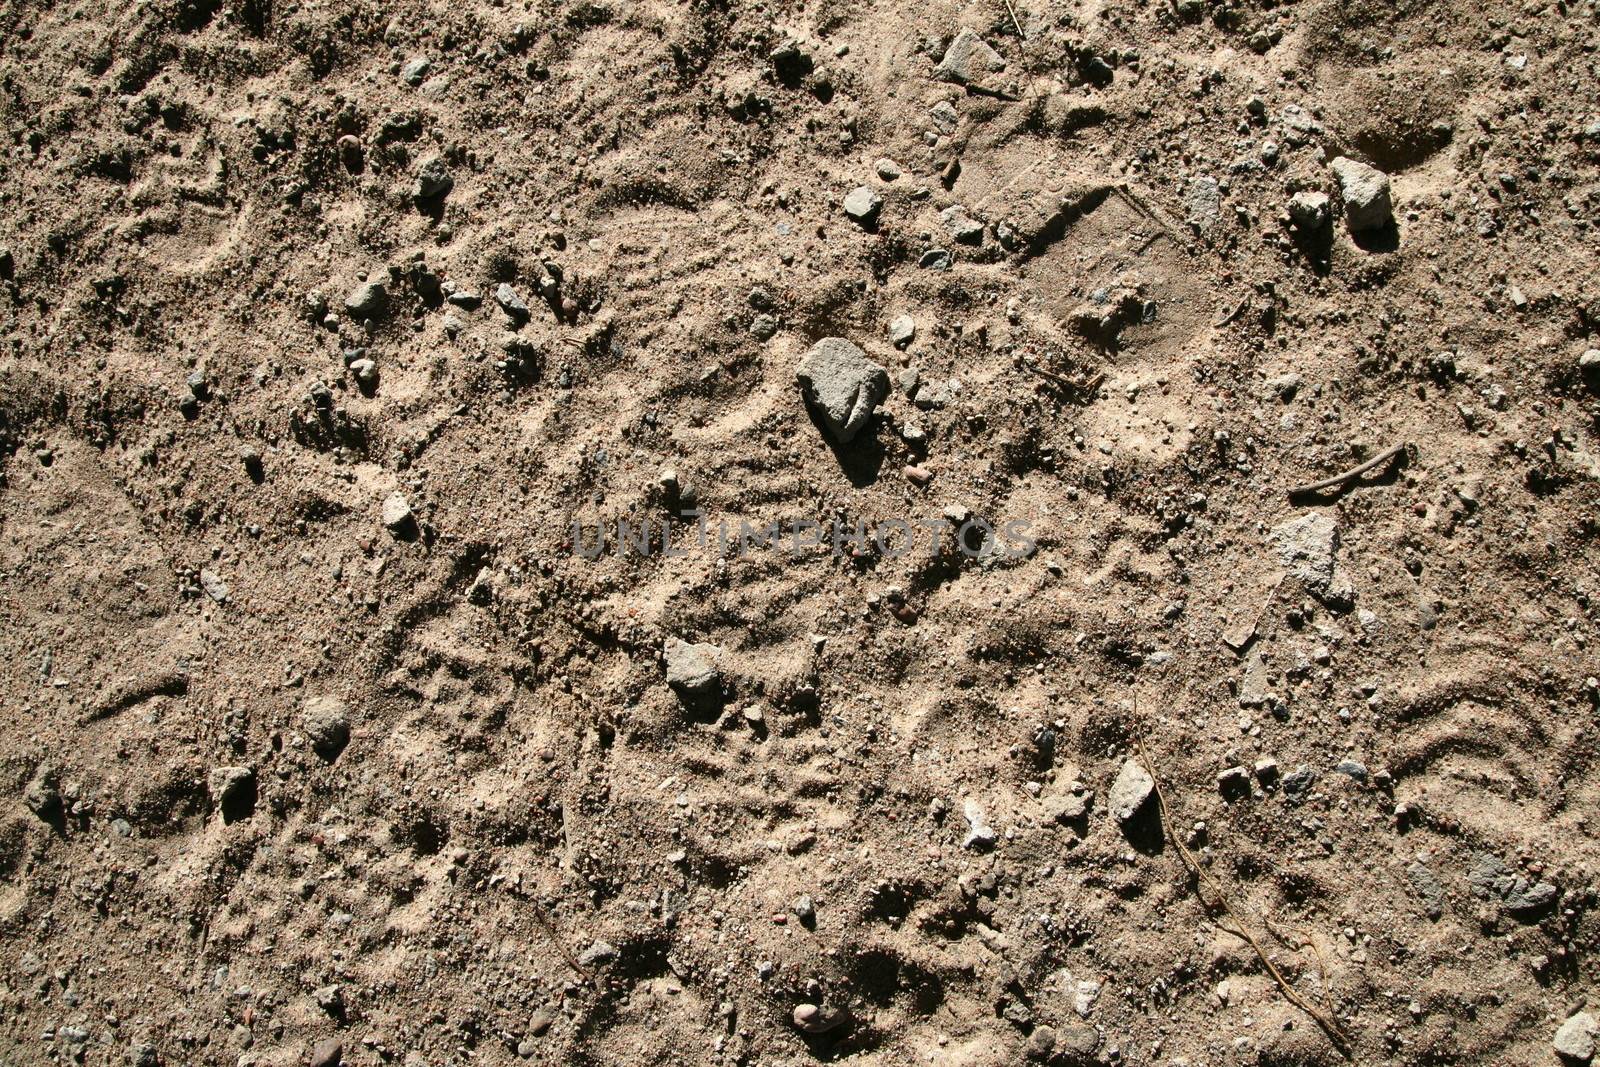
[3,0,1600,1064]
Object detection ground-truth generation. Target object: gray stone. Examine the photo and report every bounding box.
[929,100,959,135]
[1333,759,1369,783]
[495,283,529,323]
[381,492,413,531]
[875,158,902,180]
[1185,176,1222,230]
[1554,1013,1598,1063]
[302,694,351,761]
[939,205,984,244]
[401,57,431,86]
[1468,852,1558,917]
[1580,349,1600,381]
[1280,104,1324,147]
[1281,766,1316,796]
[1330,156,1393,232]
[1107,759,1154,824]
[1406,860,1445,918]
[750,313,779,340]
[918,248,952,270]
[343,281,387,320]
[889,314,916,347]
[577,940,619,967]
[198,568,229,604]
[843,185,883,225]
[1288,191,1330,231]
[934,29,1005,85]
[413,155,452,199]
[664,638,720,696]
[1268,513,1338,594]
[796,338,889,443]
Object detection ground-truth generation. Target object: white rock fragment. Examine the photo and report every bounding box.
[1330,156,1393,232]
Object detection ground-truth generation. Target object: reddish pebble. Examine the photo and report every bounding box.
[904,464,933,486]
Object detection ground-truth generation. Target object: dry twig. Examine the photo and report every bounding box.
[1020,358,1102,399]
[1137,741,1353,1057]
[1287,443,1407,498]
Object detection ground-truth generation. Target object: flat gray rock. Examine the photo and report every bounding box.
[796,338,889,443]
[344,281,387,320]
[1184,176,1221,230]
[1107,759,1154,824]
[934,28,1005,85]
[664,638,721,696]
[1330,156,1393,232]
[1555,1012,1598,1063]
[843,185,883,225]
[1468,851,1558,917]
[382,492,413,530]
[1269,513,1338,593]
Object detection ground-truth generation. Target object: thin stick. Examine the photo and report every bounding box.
[1020,359,1102,398]
[1213,296,1250,328]
[1137,741,1353,1056]
[1288,443,1407,498]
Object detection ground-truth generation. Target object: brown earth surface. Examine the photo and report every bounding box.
[3,0,1600,1064]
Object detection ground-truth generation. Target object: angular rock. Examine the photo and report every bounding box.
[961,799,996,850]
[934,29,1005,85]
[939,205,984,244]
[23,765,60,821]
[382,492,414,531]
[496,283,529,323]
[343,281,387,320]
[1269,513,1338,594]
[577,940,619,967]
[400,57,431,86]
[413,155,452,199]
[310,1037,343,1067]
[1288,190,1330,232]
[1555,1013,1598,1063]
[1406,860,1445,919]
[842,185,883,226]
[1468,852,1558,918]
[1107,759,1154,824]
[198,568,229,604]
[796,338,889,443]
[1330,156,1393,232]
[888,315,915,347]
[664,638,720,697]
